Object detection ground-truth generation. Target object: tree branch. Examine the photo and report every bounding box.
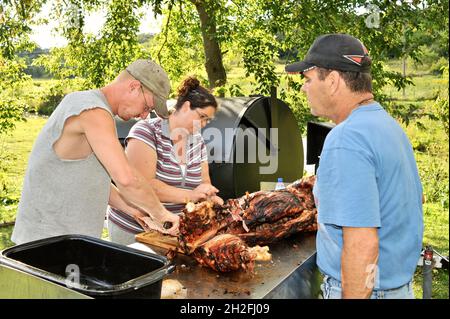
[178,0,188,26]
[156,0,173,63]
[0,221,15,228]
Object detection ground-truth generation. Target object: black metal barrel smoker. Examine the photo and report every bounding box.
[202,95,304,199]
[116,95,305,199]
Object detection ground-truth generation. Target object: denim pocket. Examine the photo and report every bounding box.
[320,281,327,299]
[321,277,342,299]
[327,286,342,299]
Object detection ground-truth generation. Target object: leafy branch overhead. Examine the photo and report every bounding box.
[0,0,449,133]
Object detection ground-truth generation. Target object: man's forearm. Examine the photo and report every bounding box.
[108,184,143,219]
[341,227,379,299]
[114,168,168,221]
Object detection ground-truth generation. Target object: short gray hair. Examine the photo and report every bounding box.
[317,67,372,93]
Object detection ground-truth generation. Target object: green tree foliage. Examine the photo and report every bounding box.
[434,65,449,136]
[35,0,146,88]
[257,0,448,127]
[142,0,448,130]
[18,46,51,78]
[4,0,449,130]
[0,57,29,134]
[0,0,45,201]
[33,78,85,115]
[0,0,44,135]
[146,0,233,90]
[148,1,207,93]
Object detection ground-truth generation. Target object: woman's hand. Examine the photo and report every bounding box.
[209,195,224,206]
[189,183,219,202]
[194,183,219,196]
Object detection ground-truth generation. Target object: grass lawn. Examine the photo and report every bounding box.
[0,116,48,248]
[0,63,448,298]
[413,203,449,299]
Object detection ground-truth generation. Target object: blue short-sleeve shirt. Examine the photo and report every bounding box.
[314,102,423,290]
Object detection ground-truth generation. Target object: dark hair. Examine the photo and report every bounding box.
[174,76,218,111]
[317,67,373,93]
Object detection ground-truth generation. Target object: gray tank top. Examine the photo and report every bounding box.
[12,90,115,244]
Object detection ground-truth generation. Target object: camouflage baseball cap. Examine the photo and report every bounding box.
[126,59,170,118]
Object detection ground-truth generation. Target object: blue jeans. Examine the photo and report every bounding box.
[321,275,415,299]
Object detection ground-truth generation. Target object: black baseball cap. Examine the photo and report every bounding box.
[285,34,371,74]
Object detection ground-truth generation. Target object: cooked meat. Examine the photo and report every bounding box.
[161,279,187,299]
[221,175,318,245]
[191,234,269,272]
[286,175,316,210]
[177,175,317,271]
[238,190,305,227]
[227,209,317,245]
[248,245,272,261]
[178,201,231,254]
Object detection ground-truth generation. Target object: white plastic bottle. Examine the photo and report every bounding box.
[275,177,285,190]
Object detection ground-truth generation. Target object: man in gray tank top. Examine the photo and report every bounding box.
[12,59,179,244]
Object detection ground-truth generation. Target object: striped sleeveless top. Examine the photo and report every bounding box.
[107,118,208,233]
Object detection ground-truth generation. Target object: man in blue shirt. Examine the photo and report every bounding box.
[286,34,423,299]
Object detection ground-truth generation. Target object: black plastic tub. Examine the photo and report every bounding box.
[0,235,174,299]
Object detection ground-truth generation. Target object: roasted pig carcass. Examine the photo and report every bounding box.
[191,234,271,272]
[178,175,317,248]
[226,208,317,245]
[286,175,316,209]
[177,175,317,271]
[178,201,232,254]
[232,189,310,227]
[222,176,318,245]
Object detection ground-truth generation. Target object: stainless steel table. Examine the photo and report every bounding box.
[150,232,320,299]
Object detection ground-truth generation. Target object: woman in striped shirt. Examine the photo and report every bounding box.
[107,77,223,245]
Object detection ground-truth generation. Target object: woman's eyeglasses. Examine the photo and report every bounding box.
[195,109,214,124]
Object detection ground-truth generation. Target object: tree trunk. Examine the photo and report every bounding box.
[191,0,227,90]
